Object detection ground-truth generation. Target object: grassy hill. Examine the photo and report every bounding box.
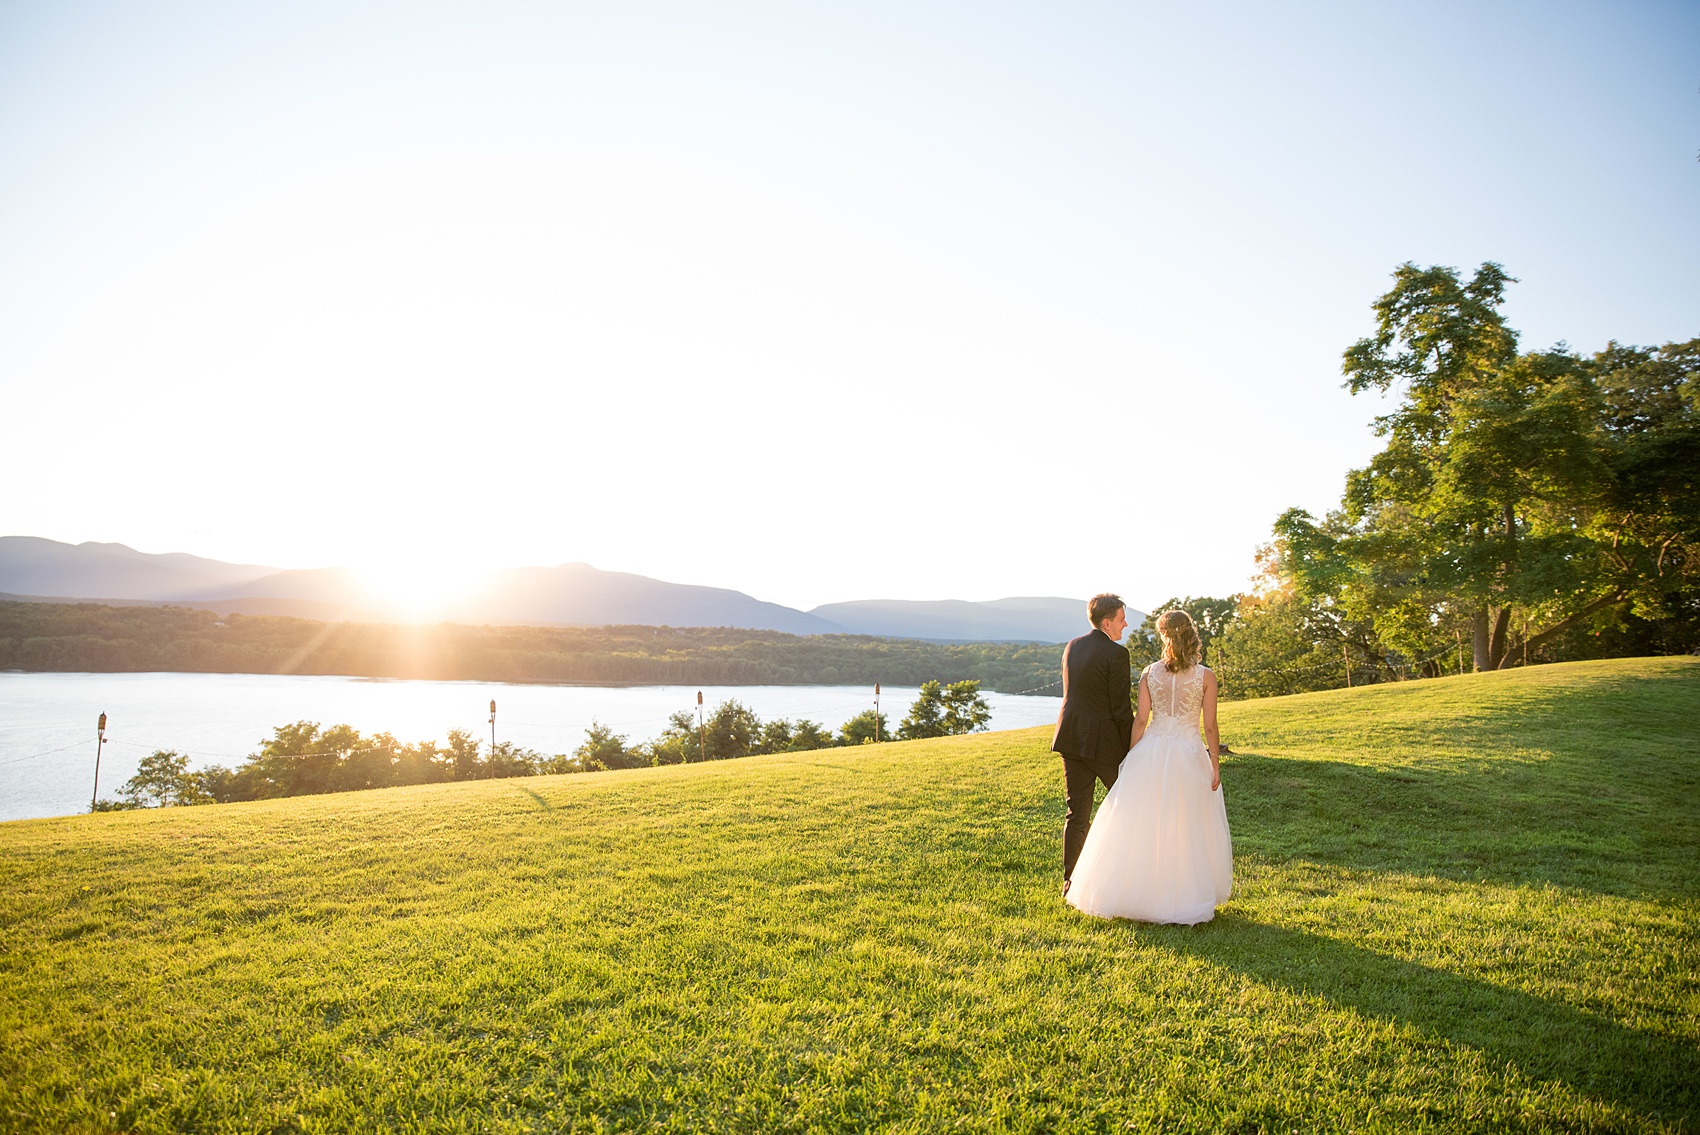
[2,657,1696,1133]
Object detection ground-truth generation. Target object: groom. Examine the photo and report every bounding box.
[1052,593,1134,894]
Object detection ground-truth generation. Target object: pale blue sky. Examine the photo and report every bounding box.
[1,2,1695,610]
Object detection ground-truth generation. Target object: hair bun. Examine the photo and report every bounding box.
[1155,609,1202,671]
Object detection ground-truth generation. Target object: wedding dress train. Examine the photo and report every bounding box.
[1067,661,1232,925]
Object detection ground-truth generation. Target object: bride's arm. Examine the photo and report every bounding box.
[1127,672,1152,751]
[1202,668,1221,790]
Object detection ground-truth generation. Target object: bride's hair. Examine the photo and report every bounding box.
[1157,609,1201,672]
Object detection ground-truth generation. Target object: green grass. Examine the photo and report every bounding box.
[2,657,1696,1133]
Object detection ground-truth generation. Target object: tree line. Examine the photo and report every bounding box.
[1130,263,1696,697]
[0,602,1063,693]
[95,680,993,810]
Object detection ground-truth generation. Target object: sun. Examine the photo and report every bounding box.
[353,556,489,621]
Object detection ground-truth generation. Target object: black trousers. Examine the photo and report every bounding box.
[1061,753,1120,881]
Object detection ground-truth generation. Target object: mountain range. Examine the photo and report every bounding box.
[0,537,1124,643]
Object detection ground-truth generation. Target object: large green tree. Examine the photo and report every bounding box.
[1277,262,1694,671]
[1583,338,1700,642]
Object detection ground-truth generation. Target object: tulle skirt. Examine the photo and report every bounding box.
[1066,729,1233,925]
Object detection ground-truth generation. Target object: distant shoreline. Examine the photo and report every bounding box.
[1,668,1052,694]
[0,601,1065,695]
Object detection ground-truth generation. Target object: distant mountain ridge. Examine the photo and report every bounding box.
[445,565,841,635]
[810,597,1141,644]
[0,539,844,636]
[0,537,1102,642]
[185,564,843,636]
[0,536,277,600]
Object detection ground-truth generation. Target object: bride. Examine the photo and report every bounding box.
[1066,609,1233,924]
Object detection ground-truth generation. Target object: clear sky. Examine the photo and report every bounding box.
[1,1,1695,612]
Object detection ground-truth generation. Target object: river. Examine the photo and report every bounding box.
[0,671,1061,822]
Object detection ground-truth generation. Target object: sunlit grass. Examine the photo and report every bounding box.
[1,657,1695,1132]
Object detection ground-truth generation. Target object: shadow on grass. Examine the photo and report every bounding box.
[518,787,552,811]
[1223,749,1700,901]
[1150,913,1698,1124]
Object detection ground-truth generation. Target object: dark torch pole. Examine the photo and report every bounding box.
[696,690,704,763]
[91,711,107,811]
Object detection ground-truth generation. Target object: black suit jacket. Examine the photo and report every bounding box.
[1050,628,1134,766]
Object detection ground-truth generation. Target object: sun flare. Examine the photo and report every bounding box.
[353,558,490,620]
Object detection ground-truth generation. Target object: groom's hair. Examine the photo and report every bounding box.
[1088,593,1125,628]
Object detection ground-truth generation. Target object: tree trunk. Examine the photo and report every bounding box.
[1488,607,1513,669]
[1486,502,1519,669]
[1472,607,1491,671]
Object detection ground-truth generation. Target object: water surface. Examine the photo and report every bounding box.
[0,671,1061,822]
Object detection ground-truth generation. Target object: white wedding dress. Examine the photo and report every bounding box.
[1067,662,1233,924]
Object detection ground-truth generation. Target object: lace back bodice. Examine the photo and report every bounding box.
[1144,662,1206,735]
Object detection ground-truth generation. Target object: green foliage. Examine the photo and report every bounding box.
[0,603,1064,693]
[897,686,946,739]
[210,721,373,799]
[703,700,762,761]
[572,720,643,771]
[183,721,553,804]
[1268,263,1698,676]
[940,681,993,735]
[837,709,889,746]
[3,658,1695,1130]
[1214,587,1372,698]
[787,719,835,750]
[443,728,482,782]
[749,716,834,754]
[111,750,212,809]
[643,701,847,765]
[1585,338,1700,638]
[896,679,992,740]
[482,741,540,781]
[646,711,702,766]
[1341,261,1520,413]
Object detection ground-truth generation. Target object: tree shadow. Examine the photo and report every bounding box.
[1147,912,1698,1124]
[1221,749,1699,901]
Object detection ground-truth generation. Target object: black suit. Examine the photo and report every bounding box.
[1051,628,1134,880]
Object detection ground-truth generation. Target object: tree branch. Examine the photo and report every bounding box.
[1520,590,1630,657]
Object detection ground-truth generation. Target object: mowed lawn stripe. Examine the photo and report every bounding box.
[1,657,1696,1133]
